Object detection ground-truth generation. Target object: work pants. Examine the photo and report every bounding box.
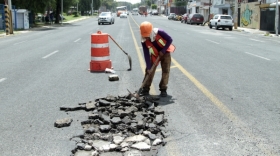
[143,53,171,91]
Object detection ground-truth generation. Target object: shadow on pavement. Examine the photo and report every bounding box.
[149,95,176,106]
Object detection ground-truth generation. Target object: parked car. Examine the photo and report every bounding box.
[98,12,114,25]
[151,10,158,15]
[181,13,189,23]
[186,13,204,25]
[209,14,233,31]
[168,13,176,20]
[120,12,128,18]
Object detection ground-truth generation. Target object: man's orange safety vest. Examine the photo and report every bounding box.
[145,33,175,64]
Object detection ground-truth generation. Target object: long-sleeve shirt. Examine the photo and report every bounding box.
[141,29,173,70]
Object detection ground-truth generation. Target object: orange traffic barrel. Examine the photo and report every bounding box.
[90,31,112,72]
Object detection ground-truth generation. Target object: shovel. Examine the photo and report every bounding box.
[108,35,132,71]
[128,56,161,100]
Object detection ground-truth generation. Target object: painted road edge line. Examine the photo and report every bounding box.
[245,52,270,60]
[42,50,59,59]
[171,57,276,155]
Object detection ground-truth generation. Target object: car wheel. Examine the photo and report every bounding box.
[215,24,218,30]
[190,20,193,25]
[98,22,100,25]
[209,24,212,29]
[229,27,233,31]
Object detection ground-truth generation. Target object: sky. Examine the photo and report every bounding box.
[116,0,141,4]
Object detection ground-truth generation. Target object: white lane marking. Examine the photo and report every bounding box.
[266,39,280,43]
[42,50,59,59]
[205,39,220,44]
[250,38,265,42]
[224,37,235,39]
[245,52,270,60]
[13,41,27,45]
[0,78,7,83]
[74,38,81,42]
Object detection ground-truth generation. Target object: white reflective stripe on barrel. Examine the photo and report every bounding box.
[91,56,110,61]
[91,43,109,48]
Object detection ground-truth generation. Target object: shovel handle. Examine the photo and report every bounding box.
[139,56,161,91]
[108,35,128,55]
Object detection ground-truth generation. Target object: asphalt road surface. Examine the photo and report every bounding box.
[1,14,280,156]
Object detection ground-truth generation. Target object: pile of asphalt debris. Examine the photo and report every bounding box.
[55,94,170,156]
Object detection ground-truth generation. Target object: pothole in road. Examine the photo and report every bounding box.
[55,94,170,156]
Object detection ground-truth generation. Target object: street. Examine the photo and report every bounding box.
[0,14,280,156]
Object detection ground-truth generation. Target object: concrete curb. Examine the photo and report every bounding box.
[0,16,92,37]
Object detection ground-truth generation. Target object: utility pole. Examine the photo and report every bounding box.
[8,0,12,9]
[91,0,93,16]
[234,0,238,29]
[8,0,13,34]
[276,0,279,36]
[61,0,63,24]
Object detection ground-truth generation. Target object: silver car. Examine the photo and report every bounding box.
[98,12,115,25]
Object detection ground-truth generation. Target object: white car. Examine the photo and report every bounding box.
[209,14,233,31]
[132,11,138,15]
[120,12,127,18]
[98,12,114,25]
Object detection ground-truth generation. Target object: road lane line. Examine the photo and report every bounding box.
[245,52,270,60]
[42,50,59,59]
[74,38,81,42]
[0,78,7,83]
[171,58,276,155]
[250,38,265,42]
[205,39,220,44]
[13,41,27,45]
[129,16,180,156]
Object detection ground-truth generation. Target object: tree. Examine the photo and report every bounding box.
[151,4,157,9]
[174,0,187,7]
[55,0,79,23]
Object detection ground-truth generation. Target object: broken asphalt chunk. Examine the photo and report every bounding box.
[54,118,73,128]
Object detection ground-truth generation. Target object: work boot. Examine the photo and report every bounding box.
[141,89,150,96]
[160,90,167,97]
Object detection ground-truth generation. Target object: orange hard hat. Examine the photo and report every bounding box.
[140,21,153,37]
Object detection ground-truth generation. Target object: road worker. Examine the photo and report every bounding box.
[139,21,175,97]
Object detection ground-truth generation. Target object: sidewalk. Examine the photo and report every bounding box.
[159,14,279,37]
[0,16,91,38]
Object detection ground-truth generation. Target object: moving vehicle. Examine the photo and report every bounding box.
[98,12,115,25]
[168,13,176,20]
[209,14,234,31]
[120,12,128,18]
[132,8,138,15]
[186,13,204,25]
[138,6,147,15]
[116,6,127,17]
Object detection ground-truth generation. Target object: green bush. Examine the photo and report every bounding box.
[72,11,79,17]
